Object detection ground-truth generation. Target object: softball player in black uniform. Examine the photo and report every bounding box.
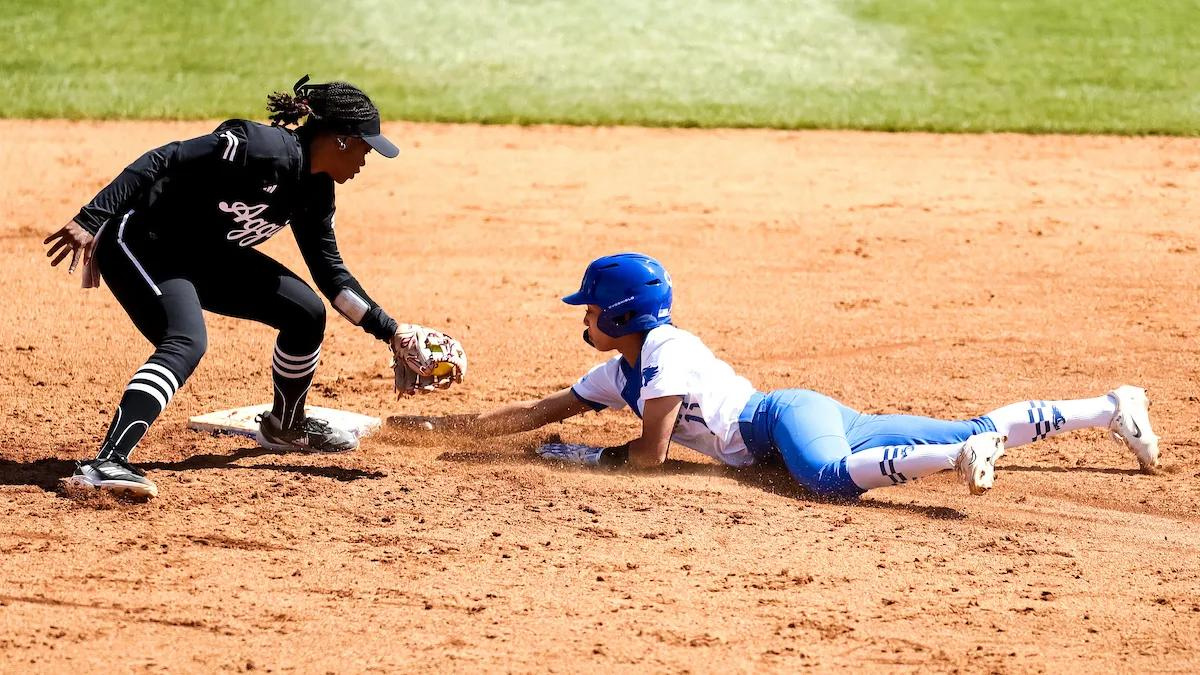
[43,76,464,498]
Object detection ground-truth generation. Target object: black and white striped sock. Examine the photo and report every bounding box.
[270,343,320,429]
[97,361,180,464]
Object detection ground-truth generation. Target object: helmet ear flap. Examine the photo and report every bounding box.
[610,310,635,328]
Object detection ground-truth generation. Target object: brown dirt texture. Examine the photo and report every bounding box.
[2,120,1199,673]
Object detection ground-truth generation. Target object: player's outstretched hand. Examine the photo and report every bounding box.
[387,414,477,432]
[43,220,95,274]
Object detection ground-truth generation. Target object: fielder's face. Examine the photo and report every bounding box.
[314,134,372,184]
[582,305,617,351]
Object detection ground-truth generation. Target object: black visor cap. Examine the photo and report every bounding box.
[331,115,399,158]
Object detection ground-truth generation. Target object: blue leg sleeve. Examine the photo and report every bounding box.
[765,390,865,499]
[843,412,995,452]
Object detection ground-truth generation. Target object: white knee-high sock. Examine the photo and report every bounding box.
[982,395,1115,449]
[844,443,965,490]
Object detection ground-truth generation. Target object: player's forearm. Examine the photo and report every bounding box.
[468,401,552,437]
[626,436,668,469]
[75,139,200,234]
[75,154,160,233]
[327,283,396,341]
[625,396,679,469]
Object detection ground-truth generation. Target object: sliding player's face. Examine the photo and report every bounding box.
[582,305,617,351]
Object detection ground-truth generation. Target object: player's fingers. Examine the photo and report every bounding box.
[68,247,81,273]
[81,238,96,267]
[43,230,64,246]
[45,238,67,257]
[50,248,72,267]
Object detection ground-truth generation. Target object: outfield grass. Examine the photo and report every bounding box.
[2,0,1197,133]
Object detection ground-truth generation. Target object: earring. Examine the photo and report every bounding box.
[336,137,348,151]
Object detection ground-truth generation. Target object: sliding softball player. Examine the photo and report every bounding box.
[43,76,466,498]
[395,253,1159,499]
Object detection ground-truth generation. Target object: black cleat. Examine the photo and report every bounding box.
[255,413,359,453]
[68,458,159,498]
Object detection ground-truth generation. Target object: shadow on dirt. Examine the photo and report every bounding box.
[437,449,967,521]
[1002,464,1143,476]
[437,449,529,464]
[707,461,966,520]
[0,458,77,492]
[0,446,385,494]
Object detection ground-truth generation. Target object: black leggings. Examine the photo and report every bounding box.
[85,215,329,466]
[96,220,326,383]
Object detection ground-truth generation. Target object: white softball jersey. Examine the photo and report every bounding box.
[571,325,758,466]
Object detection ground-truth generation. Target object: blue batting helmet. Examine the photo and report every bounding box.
[563,253,673,338]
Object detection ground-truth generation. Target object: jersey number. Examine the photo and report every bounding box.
[675,402,714,435]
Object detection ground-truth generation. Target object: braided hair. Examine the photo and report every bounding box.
[266,75,378,131]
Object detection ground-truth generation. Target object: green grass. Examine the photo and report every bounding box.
[850,0,1200,133]
[2,0,1198,133]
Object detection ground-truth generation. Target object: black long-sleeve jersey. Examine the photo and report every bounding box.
[73,119,397,341]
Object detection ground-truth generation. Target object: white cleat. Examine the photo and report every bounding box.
[1108,385,1161,473]
[68,459,159,498]
[956,432,1007,496]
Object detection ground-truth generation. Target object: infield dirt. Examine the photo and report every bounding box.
[2,120,1199,673]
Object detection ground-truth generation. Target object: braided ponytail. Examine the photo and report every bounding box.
[266,74,378,129]
[266,90,312,126]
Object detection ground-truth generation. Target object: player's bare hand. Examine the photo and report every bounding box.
[387,414,436,431]
[387,414,477,433]
[43,220,95,274]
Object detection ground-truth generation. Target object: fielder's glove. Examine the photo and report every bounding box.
[536,442,629,468]
[390,323,467,397]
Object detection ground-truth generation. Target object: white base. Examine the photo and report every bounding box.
[188,404,381,441]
